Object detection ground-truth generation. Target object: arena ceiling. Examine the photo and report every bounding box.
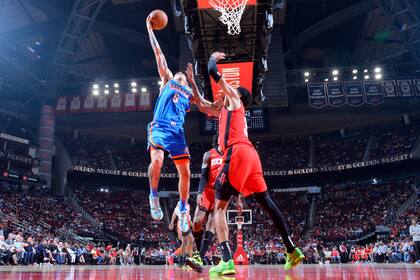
[0,0,419,101]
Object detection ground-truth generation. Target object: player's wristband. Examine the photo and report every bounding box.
[208,58,222,83]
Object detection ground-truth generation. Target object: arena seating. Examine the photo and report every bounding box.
[0,186,99,240]
[315,129,369,166]
[61,122,420,173]
[370,124,420,159]
[72,186,177,247]
[1,177,418,265]
[312,178,414,242]
[255,137,310,170]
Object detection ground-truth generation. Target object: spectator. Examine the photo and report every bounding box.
[409,218,420,262]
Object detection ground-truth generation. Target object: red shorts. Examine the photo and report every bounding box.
[215,144,267,200]
[198,188,215,212]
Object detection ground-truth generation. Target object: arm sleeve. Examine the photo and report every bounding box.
[198,151,211,194]
[208,58,222,83]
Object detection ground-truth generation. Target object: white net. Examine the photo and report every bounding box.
[209,0,249,35]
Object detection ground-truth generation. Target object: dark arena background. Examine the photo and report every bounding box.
[0,0,420,279]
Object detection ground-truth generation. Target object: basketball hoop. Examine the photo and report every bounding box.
[209,0,249,35]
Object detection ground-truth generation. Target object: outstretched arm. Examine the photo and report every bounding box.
[208,52,242,110]
[147,16,173,85]
[185,63,221,117]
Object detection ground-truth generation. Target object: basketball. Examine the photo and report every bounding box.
[149,10,168,30]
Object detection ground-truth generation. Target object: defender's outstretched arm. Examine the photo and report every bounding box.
[185,63,221,117]
[207,52,242,110]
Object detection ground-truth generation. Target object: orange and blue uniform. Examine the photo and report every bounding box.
[147,79,193,160]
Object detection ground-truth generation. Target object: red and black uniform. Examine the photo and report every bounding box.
[216,105,267,201]
[197,148,223,212]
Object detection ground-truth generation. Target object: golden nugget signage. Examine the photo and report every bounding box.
[72,165,202,178]
[263,154,413,176]
[73,154,413,178]
[0,151,33,164]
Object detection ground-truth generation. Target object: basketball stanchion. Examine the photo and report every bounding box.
[232,196,249,265]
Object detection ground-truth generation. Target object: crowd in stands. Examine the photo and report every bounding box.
[370,124,420,159]
[0,176,418,266]
[312,178,414,242]
[255,137,310,170]
[0,185,99,240]
[0,231,171,266]
[73,186,177,246]
[61,122,420,174]
[63,136,113,170]
[315,129,369,166]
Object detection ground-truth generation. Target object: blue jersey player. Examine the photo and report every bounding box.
[146,15,192,233]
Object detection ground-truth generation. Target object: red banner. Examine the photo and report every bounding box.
[210,61,254,101]
[138,91,152,111]
[109,93,123,112]
[83,95,95,112]
[55,93,149,114]
[197,0,256,9]
[69,96,82,113]
[123,93,137,112]
[55,97,67,113]
[95,95,109,112]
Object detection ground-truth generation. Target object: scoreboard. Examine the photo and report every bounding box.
[200,108,269,135]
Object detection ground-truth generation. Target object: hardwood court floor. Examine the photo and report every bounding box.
[0,263,419,279]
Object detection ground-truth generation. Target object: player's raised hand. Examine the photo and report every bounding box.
[146,15,153,30]
[210,52,226,62]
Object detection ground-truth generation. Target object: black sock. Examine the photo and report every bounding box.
[220,241,232,262]
[254,192,296,254]
[200,231,215,259]
[192,230,203,252]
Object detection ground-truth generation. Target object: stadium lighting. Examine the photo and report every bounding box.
[372,178,378,185]
[353,76,358,80]
[115,90,119,94]
[364,75,370,80]
[304,71,310,77]
[132,88,137,93]
[324,78,329,82]
[141,87,147,93]
[374,67,382,73]
[105,84,109,88]
[113,83,119,88]
[131,82,137,87]
[364,69,368,73]
[375,73,383,80]
[104,90,109,95]
[333,77,338,81]
[92,90,99,96]
[304,78,309,83]
[157,80,163,86]
[352,69,358,74]
[93,84,99,90]
[332,69,339,76]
